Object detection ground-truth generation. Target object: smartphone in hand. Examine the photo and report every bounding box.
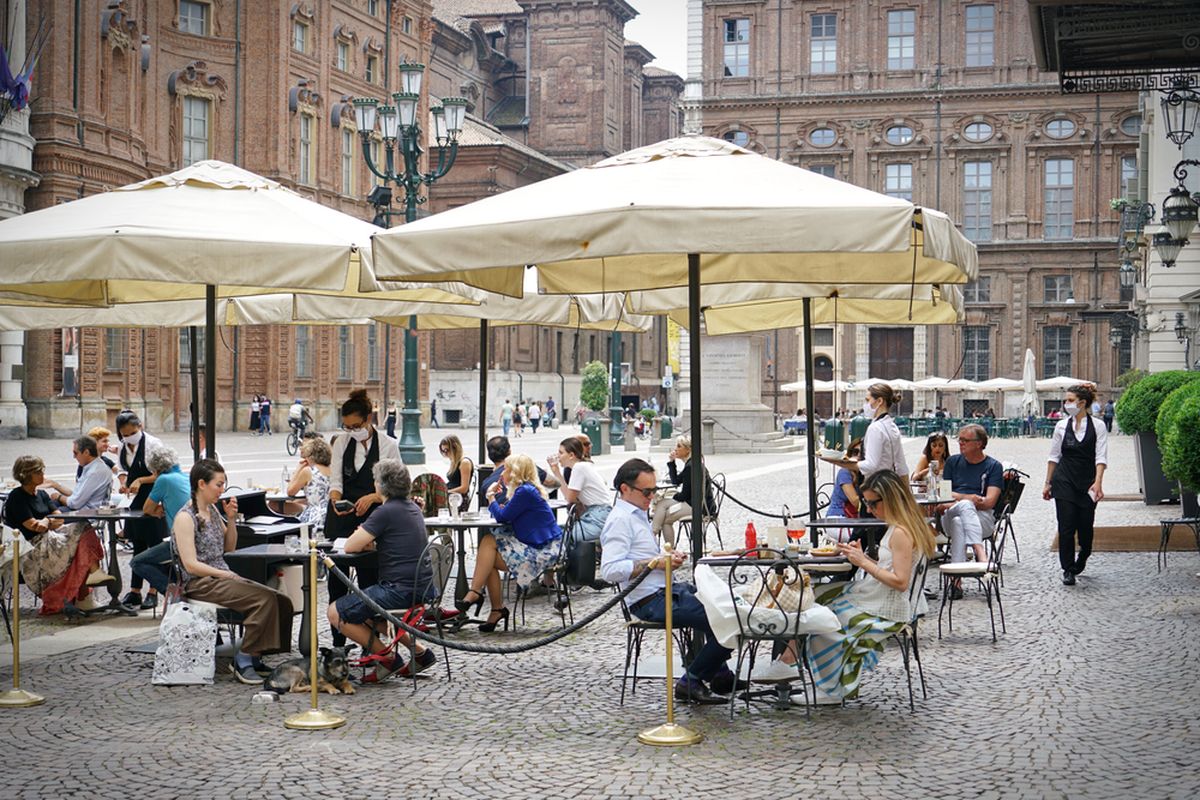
[334,500,354,513]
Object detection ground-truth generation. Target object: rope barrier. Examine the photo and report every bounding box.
[323,558,651,654]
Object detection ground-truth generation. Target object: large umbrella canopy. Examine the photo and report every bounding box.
[1037,376,1086,392]
[0,161,396,304]
[369,135,979,564]
[372,136,978,295]
[1021,349,1039,414]
[974,377,1024,391]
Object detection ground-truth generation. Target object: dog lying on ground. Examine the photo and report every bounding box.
[263,646,356,695]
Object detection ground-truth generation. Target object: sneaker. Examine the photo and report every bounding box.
[141,593,159,610]
[751,659,802,683]
[251,658,272,676]
[397,648,437,678]
[121,591,143,607]
[790,685,843,706]
[86,569,115,587]
[230,663,262,685]
[360,652,405,684]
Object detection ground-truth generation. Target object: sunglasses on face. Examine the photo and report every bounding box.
[863,497,882,509]
[629,486,655,498]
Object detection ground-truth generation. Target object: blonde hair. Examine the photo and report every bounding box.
[88,426,112,441]
[439,434,465,471]
[505,454,547,499]
[12,455,45,485]
[860,470,937,560]
[300,436,332,466]
[674,435,692,456]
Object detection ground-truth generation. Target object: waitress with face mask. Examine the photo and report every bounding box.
[853,383,909,487]
[115,410,168,610]
[1042,382,1107,586]
[326,389,401,646]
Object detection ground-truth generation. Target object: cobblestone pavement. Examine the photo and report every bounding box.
[3,428,1199,798]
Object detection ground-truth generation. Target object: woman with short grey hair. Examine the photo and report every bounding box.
[147,445,179,476]
[374,458,412,501]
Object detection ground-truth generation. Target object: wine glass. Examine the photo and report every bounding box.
[448,492,463,519]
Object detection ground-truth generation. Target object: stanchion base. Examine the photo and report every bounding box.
[637,722,703,747]
[0,688,46,708]
[284,709,346,731]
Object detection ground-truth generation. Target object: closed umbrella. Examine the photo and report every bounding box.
[1021,349,1039,416]
[370,135,978,563]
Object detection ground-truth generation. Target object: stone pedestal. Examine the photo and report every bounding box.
[0,331,27,438]
[679,333,774,453]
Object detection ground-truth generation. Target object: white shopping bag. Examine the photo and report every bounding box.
[694,564,840,650]
[152,599,219,685]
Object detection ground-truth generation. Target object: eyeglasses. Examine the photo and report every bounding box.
[629,486,656,498]
[863,497,882,509]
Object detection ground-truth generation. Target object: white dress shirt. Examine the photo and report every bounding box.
[67,455,114,510]
[599,498,663,607]
[859,415,909,479]
[328,430,401,495]
[1048,413,1108,466]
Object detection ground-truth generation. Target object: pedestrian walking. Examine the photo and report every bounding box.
[529,400,541,433]
[1043,382,1107,586]
[386,401,397,438]
[1102,398,1115,433]
[514,401,525,437]
[431,399,440,428]
[500,398,514,437]
[258,395,272,435]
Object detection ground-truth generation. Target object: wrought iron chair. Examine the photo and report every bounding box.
[516,506,577,629]
[677,471,725,553]
[881,557,929,711]
[618,595,691,705]
[938,519,1009,642]
[372,535,456,688]
[726,547,815,718]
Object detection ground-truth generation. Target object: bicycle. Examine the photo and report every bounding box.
[286,422,307,456]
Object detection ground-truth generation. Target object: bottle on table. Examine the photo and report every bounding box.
[744,522,757,552]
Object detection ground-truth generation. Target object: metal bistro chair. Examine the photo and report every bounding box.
[678,472,725,553]
[374,535,456,688]
[618,595,691,706]
[726,548,815,718]
[1157,516,1200,573]
[881,557,929,711]
[991,469,1027,565]
[938,518,1009,642]
[517,506,578,629]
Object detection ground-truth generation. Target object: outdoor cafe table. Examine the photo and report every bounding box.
[805,517,888,553]
[55,507,144,616]
[424,514,503,605]
[224,542,375,657]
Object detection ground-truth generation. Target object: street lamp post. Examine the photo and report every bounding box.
[353,65,468,465]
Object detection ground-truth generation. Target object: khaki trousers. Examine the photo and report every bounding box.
[185,575,294,656]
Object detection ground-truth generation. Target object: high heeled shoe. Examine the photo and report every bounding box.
[478,607,509,633]
[455,589,485,615]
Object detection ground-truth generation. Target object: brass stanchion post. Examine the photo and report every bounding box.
[0,537,46,708]
[638,543,701,746]
[284,539,345,730]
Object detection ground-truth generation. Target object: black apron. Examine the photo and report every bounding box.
[120,435,167,544]
[324,432,381,539]
[1051,415,1097,509]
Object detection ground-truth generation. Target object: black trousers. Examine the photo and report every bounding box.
[324,504,378,646]
[1055,498,1096,574]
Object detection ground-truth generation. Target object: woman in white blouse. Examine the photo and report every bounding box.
[852,383,909,499]
[1042,382,1107,586]
[547,436,611,541]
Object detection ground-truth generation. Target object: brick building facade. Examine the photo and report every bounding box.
[691,0,1138,416]
[6,0,681,436]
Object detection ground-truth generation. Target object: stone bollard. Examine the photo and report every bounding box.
[701,417,716,454]
[650,416,662,446]
[624,420,637,451]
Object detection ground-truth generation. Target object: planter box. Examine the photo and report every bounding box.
[1135,431,1180,505]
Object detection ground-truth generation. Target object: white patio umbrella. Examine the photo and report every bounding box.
[1036,376,1087,392]
[1021,349,1039,415]
[974,377,1024,391]
[370,135,979,560]
[0,160,481,452]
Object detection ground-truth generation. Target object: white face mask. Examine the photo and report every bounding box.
[863,401,875,417]
[1063,402,1079,415]
[348,427,371,443]
[123,430,143,448]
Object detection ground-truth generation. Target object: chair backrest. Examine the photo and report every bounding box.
[907,557,929,621]
[726,548,808,641]
[986,516,1009,573]
[994,470,1026,521]
[411,473,449,515]
[415,535,454,605]
[707,472,726,519]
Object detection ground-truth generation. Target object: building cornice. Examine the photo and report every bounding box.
[697,83,1138,111]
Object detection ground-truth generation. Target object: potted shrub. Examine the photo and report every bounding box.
[1158,381,1200,517]
[1115,370,1200,504]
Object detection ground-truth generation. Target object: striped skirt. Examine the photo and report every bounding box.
[807,595,906,700]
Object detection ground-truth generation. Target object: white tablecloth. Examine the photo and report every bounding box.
[694,563,841,650]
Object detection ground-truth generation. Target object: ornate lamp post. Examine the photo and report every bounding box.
[353,64,468,464]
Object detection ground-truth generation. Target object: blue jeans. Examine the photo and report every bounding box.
[131,539,173,595]
[632,584,732,683]
[502,418,511,437]
[259,413,271,434]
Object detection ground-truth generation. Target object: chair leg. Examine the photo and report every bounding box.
[982,579,997,643]
[937,574,950,639]
[621,627,635,705]
[910,621,928,699]
[899,631,914,712]
[1159,524,1170,572]
[1009,520,1020,563]
[730,644,748,720]
[993,579,1007,634]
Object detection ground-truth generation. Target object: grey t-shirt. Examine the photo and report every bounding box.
[361,498,432,589]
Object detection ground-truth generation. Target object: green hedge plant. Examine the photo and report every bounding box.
[580,360,609,412]
[1158,384,1200,493]
[1114,370,1200,435]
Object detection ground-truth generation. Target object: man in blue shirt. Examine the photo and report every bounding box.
[939,424,1003,582]
[131,446,192,599]
[600,458,739,704]
[46,435,113,511]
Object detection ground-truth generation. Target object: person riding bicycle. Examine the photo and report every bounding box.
[288,398,312,436]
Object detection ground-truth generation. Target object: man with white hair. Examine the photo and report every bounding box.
[938,423,1004,598]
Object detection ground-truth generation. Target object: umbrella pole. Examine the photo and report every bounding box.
[478,319,488,465]
[206,285,217,459]
[189,326,200,461]
[687,253,703,567]
[803,298,818,522]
